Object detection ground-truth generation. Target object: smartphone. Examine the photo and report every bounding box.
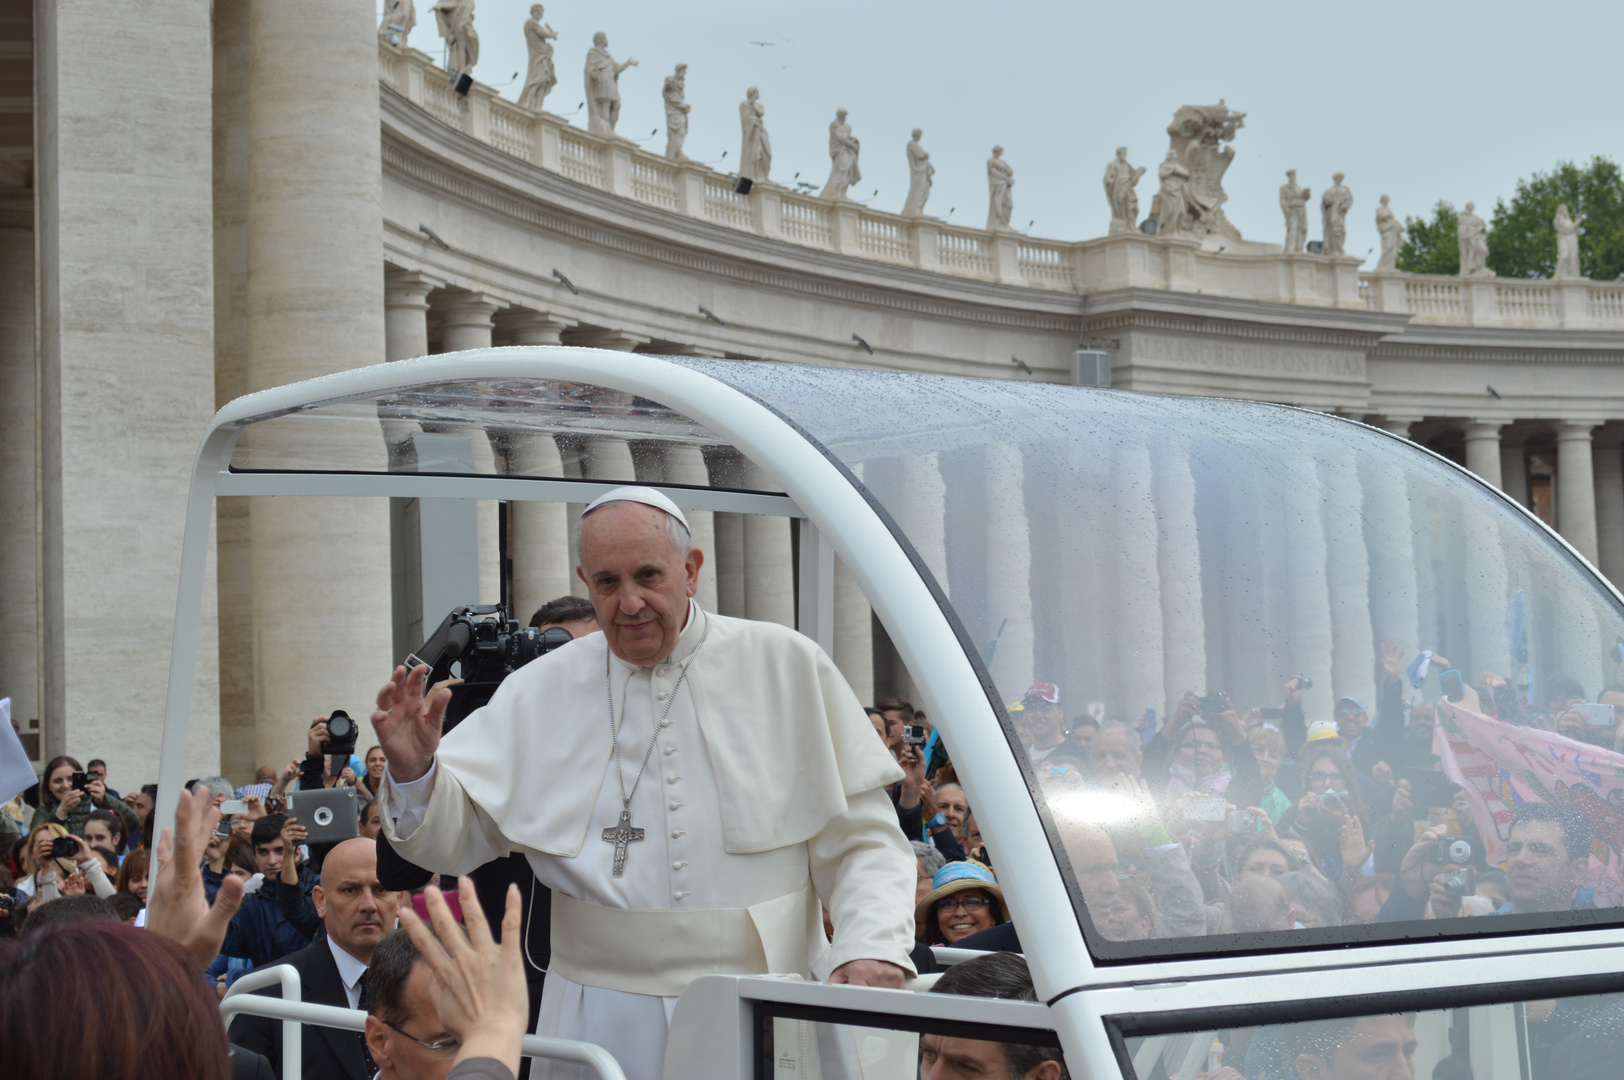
[1575,703,1616,727]
[1398,767,1457,809]
[70,771,90,791]
[1439,670,1466,703]
[218,799,249,816]
[410,889,466,924]
[1183,794,1228,822]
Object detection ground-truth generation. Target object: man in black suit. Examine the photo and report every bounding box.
[229,836,400,1080]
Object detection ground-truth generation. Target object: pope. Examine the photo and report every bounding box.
[372,486,917,1080]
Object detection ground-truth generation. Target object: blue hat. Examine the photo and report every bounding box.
[915,860,1007,924]
[1334,696,1367,714]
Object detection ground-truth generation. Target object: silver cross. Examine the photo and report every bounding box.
[602,808,645,877]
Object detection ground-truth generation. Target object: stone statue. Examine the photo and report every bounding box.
[1554,203,1584,279]
[379,0,416,47]
[738,87,771,182]
[1320,173,1353,256]
[517,5,557,111]
[1458,202,1492,277]
[1103,147,1145,235]
[433,0,479,74]
[986,146,1014,231]
[662,64,691,161]
[1279,170,1310,254]
[1161,101,1246,239]
[820,109,862,201]
[584,32,636,137]
[1375,194,1404,272]
[901,129,934,217]
[1152,150,1190,237]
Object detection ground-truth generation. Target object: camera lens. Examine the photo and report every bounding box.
[1448,840,1471,863]
[327,713,354,740]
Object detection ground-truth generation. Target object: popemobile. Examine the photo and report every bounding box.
[162,348,1624,1079]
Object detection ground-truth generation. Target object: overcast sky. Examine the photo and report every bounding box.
[396,0,1622,267]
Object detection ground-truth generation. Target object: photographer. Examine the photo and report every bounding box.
[29,755,139,839]
[1377,823,1492,922]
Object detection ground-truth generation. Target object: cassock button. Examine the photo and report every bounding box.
[657,691,669,700]
[659,719,673,728]
[669,800,683,810]
[663,747,678,756]
[672,860,688,870]
[655,666,670,677]
[671,829,685,838]
[674,890,690,901]
[666,775,681,784]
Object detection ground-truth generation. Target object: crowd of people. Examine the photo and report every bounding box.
[6,597,1623,1080]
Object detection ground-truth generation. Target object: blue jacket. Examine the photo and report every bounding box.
[219,882,314,968]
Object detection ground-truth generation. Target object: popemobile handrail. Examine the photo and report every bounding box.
[222,965,303,1078]
[218,994,629,1080]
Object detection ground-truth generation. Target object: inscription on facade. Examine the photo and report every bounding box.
[1133,334,1365,380]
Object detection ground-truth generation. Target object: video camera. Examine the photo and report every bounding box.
[408,604,574,731]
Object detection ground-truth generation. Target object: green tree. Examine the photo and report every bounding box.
[1396,200,1460,275]
[1487,156,1624,280]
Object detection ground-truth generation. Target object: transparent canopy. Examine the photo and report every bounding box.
[221,355,1624,962]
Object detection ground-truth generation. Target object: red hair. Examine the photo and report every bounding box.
[0,922,231,1080]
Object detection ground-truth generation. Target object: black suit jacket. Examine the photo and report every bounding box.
[227,940,370,1080]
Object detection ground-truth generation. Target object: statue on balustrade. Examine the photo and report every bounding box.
[1279,169,1310,254]
[1103,147,1145,235]
[379,0,416,48]
[1151,150,1191,237]
[1375,194,1404,272]
[901,129,934,217]
[820,109,862,201]
[1458,202,1492,277]
[1320,173,1353,256]
[433,0,479,74]
[738,87,772,182]
[1162,101,1245,239]
[584,31,636,137]
[662,65,691,161]
[1554,203,1585,279]
[986,146,1015,231]
[518,5,557,110]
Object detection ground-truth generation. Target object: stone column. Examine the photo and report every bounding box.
[435,293,506,604]
[1360,455,1422,669]
[1500,432,1529,510]
[1282,456,1335,722]
[1556,421,1601,564]
[661,445,719,613]
[0,222,38,753]
[1154,449,1206,708]
[832,556,874,706]
[742,462,795,628]
[1377,416,1421,439]
[707,450,747,618]
[1593,435,1624,587]
[384,270,440,361]
[1463,421,1505,488]
[36,0,220,779]
[501,310,577,615]
[245,0,391,762]
[1113,445,1166,719]
[981,444,1034,699]
[1321,455,1377,710]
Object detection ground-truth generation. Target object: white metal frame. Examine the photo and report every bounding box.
[159,347,1624,1078]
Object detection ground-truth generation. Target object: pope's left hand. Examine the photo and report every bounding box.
[828,959,907,989]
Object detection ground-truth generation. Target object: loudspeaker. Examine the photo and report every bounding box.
[734,176,753,195]
[1072,350,1112,388]
[1306,240,1324,255]
[451,71,473,96]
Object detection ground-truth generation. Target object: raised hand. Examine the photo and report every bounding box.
[147,786,246,969]
[1379,641,1404,682]
[371,664,452,783]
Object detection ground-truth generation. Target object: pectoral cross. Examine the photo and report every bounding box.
[602,808,644,877]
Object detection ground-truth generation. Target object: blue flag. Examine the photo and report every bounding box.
[1405,650,1433,689]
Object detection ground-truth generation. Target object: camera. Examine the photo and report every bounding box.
[1435,836,1473,866]
[1292,675,1313,691]
[51,836,79,859]
[70,771,90,791]
[1442,867,1475,897]
[322,710,359,757]
[409,605,576,730]
[1319,791,1348,815]
[0,894,14,912]
[214,817,233,838]
[901,723,927,747]
[1197,691,1229,716]
[1227,809,1260,835]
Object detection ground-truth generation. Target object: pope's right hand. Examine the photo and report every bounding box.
[371,664,451,783]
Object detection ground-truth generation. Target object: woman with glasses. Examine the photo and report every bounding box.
[915,862,1008,946]
[1278,744,1373,893]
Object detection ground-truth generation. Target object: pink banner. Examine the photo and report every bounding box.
[1434,702,1624,907]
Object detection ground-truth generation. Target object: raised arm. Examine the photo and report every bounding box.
[371,663,452,782]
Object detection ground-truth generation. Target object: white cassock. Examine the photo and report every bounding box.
[381,600,916,1080]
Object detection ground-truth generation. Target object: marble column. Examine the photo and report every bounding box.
[1154,448,1207,708]
[1500,433,1529,510]
[384,270,440,361]
[1593,436,1624,587]
[981,444,1035,699]
[499,310,576,349]
[0,223,38,750]
[1113,445,1166,719]
[661,445,719,613]
[37,0,220,779]
[1360,455,1422,669]
[245,0,391,763]
[436,293,506,604]
[1378,416,1421,439]
[1463,421,1505,489]
[832,556,874,706]
[742,462,795,628]
[1282,456,1335,722]
[706,450,747,618]
[501,311,577,615]
[1556,421,1601,564]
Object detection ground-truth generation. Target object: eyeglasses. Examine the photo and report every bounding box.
[934,894,994,914]
[384,1019,460,1055]
[1307,770,1345,787]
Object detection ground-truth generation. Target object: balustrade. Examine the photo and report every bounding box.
[421,75,465,131]
[558,130,606,190]
[857,215,909,263]
[1017,242,1070,288]
[704,179,754,231]
[779,197,833,248]
[1591,285,1624,321]
[630,159,679,210]
[487,101,533,161]
[937,229,994,277]
[1495,282,1559,323]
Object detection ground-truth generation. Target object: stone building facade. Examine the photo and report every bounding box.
[5,3,1624,786]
